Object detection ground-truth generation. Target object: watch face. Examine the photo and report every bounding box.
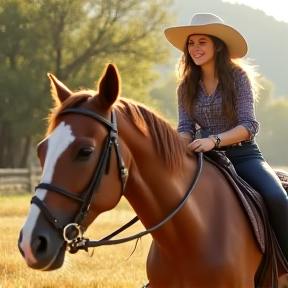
[214,135,220,143]
[213,135,221,148]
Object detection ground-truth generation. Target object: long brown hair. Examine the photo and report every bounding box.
[176,35,259,123]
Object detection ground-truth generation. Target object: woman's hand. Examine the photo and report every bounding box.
[187,138,215,153]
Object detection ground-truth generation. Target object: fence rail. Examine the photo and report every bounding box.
[0,167,42,193]
[0,165,287,195]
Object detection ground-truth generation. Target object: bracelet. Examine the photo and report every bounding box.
[210,135,221,149]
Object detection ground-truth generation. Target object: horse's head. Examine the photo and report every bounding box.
[18,63,130,270]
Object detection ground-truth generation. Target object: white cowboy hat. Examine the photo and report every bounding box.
[164,13,247,59]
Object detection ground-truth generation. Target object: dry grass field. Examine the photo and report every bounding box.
[0,193,151,288]
[2,192,288,288]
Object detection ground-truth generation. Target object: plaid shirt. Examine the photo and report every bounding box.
[177,69,259,138]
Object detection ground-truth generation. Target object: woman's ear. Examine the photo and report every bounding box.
[216,43,224,52]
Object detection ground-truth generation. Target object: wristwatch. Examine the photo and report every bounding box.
[210,135,221,149]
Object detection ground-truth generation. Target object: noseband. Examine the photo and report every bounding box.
[31,108,203,253]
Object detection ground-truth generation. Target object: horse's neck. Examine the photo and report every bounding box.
[117,114,197,231]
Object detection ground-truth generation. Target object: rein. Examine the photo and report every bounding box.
[31,108,203,253]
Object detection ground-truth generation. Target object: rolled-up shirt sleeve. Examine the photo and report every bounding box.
[177,85,196,135]
[235,70,260,138]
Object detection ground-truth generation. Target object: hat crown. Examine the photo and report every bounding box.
[189,13,224,26]
[164,12,247,58]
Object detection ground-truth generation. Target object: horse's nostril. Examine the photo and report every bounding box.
[32,236,47,255]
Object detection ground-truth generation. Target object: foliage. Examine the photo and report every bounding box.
[256,77,288,165]
[2,0,288,167]
[0,0,175,168]
[150,72,178,126]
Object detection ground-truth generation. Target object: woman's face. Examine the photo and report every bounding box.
[187,34,216,67]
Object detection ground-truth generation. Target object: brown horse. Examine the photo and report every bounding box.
[18,63,285,288]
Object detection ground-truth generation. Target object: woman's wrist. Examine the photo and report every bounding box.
[209,135,221,149]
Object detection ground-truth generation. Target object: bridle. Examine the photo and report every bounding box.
[31,107,203,254]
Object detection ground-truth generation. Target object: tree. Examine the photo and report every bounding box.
[0,0,175,167]
[255,77,288,166]
[150,72,178,126]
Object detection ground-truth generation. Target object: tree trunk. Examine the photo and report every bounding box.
[20,136,31,168]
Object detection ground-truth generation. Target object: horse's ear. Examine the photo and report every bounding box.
[96,63,120,109]
[47,73,72,104]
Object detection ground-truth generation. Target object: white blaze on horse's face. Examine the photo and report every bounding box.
[20,122,75,264]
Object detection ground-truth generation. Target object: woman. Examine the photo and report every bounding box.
[164,12,288,262]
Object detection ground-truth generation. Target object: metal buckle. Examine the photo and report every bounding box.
[63,223,83,243]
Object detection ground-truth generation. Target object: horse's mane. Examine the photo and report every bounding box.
[46,92,189,174]
[115,98,188,173]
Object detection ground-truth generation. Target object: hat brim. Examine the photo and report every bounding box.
[164,23,247,59]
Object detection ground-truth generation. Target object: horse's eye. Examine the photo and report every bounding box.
[77,147,94,160]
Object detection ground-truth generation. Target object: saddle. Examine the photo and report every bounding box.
[204,150,288,288]
[275,169,288,192]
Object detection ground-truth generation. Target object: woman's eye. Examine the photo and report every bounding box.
[77,147,94,160]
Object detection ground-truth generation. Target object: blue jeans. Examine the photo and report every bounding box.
[225,143,288,260]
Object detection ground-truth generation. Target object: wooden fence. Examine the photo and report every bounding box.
[0,166,42,194]
[0,165,287,195]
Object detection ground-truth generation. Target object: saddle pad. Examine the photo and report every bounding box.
[203,151,288,287]
[203,152,265,252]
